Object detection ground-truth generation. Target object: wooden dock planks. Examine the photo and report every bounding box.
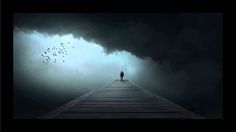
[40,80,204,119]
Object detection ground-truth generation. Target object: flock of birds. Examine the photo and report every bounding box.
[41,42,75,64]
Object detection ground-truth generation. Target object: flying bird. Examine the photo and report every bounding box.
[53,52,57,56]
[46,56,50,60]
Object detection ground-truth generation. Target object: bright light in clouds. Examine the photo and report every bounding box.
[14,30,162,94]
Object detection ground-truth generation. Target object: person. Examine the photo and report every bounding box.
[120,70,124,81]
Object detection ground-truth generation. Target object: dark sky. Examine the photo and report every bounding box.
[13,13,223,118]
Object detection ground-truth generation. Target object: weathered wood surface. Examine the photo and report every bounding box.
[40,80,204,119]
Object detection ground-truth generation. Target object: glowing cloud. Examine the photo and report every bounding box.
[14,30,162,94]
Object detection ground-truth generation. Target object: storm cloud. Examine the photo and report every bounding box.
[13,13,223,118]
[14,13,223,69]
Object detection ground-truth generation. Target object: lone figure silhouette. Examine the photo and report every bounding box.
[120,70,124,81]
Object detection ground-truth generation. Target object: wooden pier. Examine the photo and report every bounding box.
[40,80,204,119]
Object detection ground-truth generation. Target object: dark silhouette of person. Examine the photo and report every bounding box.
[120,70,124,81]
